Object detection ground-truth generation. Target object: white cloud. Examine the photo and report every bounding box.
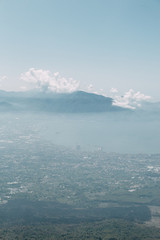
[87,85,106,96]
[112,89,151,109]
[110,87,118,93]
[0,75,8,88]
[20,68,79,93]
[87,84,93,91]
[0,75,8,81]
[20,86,28,91]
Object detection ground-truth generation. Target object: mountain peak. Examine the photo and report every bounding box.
[0,90,127,113]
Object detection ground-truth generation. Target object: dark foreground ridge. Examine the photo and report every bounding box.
[0,199,151,225]
[0,199,159,240]
[0,90,128,113]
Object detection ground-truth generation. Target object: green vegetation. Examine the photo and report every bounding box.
[0,219,160,239]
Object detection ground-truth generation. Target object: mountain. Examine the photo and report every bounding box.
[0,90,129,113]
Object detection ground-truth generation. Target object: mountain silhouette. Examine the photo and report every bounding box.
[0,90,128,113]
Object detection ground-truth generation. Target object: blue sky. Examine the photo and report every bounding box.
[0,0,160,100]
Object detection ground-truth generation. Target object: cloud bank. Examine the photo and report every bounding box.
[111,89,151,109]
[20,68,151,110]
[20,68,79,93]
[0,75,8,81]
[110,87,118,93]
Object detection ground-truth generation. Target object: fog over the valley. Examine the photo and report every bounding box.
[0,87,159,154]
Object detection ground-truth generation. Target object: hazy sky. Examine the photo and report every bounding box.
[0,0,160,100]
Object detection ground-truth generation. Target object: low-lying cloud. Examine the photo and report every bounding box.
[0,75,8,82]
[111,88,151,109]
[21,68,79,93]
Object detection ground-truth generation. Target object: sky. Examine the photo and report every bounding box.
[0,0,160,103]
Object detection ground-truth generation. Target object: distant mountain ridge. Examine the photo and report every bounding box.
[0,90,129,113]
